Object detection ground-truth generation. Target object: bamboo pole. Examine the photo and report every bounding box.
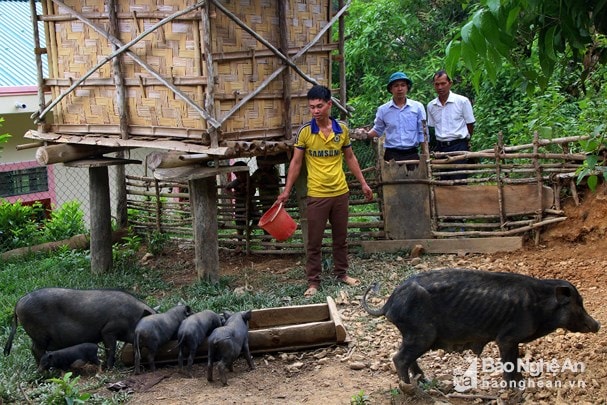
[29,0,47,116]
[201,1,218,148]
[432,216,567,237]
[533,131,543,245]
[423,120,438,232]
[337,0,346,120]
[278,0,292,140]
[154,178,162,232]
[109,0,129,229]
[495,132,506,226]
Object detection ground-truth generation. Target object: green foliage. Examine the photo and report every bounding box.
[344,0,470,127]
[41,372,91,404]
[350,389,370,404]
[0,200,87,253]
[0,200,45,251]
[575,127,607,191]
[43,201,87,241]
[447,0,607,91]
[146,230,169,256]
[112,233,142,270]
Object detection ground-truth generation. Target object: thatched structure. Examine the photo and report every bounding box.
[24,0,350,277]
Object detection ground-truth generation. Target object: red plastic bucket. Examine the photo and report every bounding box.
[258,203,297,241]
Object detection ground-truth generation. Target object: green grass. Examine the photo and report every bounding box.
[0,246,417,403]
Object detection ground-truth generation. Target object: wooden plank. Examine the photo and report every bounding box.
[24,130,228,155]
[248,321,336,353]
[360,236,523,254]
[380,157,432,239]
[434,184,554,216]
[249,303,329,329]
[326,296,347,343]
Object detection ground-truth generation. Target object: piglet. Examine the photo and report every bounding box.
[207,310,254,385]
[177,309,223,376]
[134,304,192,373]
[38,343,100,372]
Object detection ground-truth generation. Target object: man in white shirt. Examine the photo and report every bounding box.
[427,70,475,180]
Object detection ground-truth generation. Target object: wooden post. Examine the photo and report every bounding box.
[495,131,506,227]
[381,153,432,239]
[533,131,543,245]
[89,166,113,274]
[109,0,130,229]
[337,0,346,120]
[278,0,292,139]
[190,176,219,282]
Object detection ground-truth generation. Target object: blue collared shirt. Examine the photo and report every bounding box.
[371,98,426,149]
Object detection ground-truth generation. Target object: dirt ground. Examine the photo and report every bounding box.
[120,186,607,404]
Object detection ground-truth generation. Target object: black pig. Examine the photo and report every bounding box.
[207,310,255,385]
[38,343,100,372]
[134,304,192,373]
[177,310,223,376]
[4,288,156,368]
[361,269,600,384]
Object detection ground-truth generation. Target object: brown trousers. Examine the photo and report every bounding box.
[305,193,350,287]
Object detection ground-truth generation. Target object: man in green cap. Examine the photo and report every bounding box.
[357,71,427,166]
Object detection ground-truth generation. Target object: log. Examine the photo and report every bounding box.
[35,143,119,165]
[16,142,44,150]
[147,151,197,170]
[1,229,128,261]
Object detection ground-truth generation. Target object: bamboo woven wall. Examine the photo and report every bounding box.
[37,0,335,146]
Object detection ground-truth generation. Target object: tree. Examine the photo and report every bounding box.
[446,0,607,91]
[344,0,470,127]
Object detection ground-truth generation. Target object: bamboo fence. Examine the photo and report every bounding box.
[125,134,598,253]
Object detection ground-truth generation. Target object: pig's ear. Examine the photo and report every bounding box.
[555,285,572,305]
[243,310,252,321]
[143,308,155,317]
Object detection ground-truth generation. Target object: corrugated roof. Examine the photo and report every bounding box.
[0,0,47,87]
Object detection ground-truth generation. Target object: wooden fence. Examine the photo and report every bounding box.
[126,165,383,255]
[126,133,594,254]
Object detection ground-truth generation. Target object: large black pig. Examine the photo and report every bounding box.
[361,269,600,384]
[4,288,156,368]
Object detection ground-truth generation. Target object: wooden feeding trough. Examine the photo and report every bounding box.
[25,0,351,276]
[120,296,348,366]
